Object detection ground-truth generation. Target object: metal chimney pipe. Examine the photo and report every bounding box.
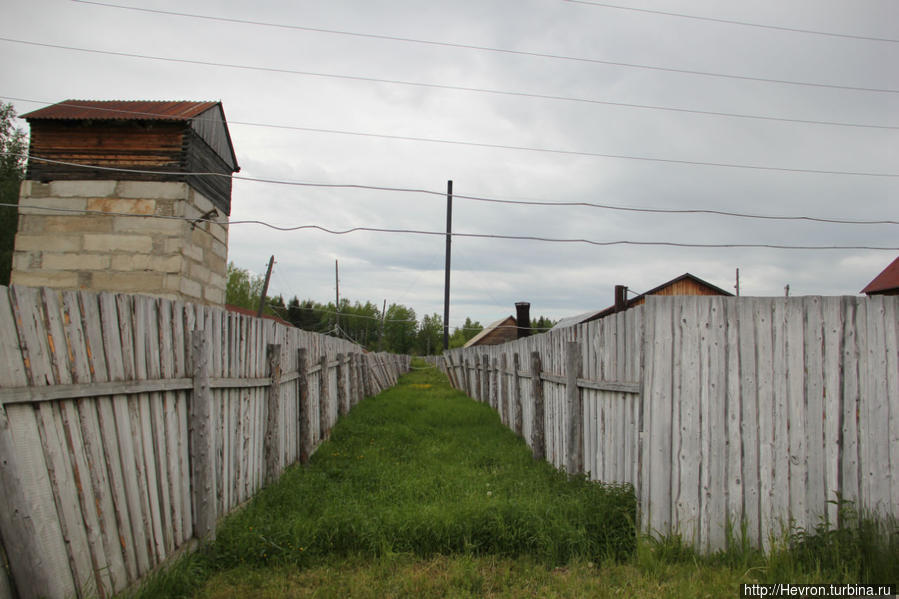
[614,285,628,312]
[515,302,531,339]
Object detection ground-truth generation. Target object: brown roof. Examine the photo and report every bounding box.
[22,100,219,121]
[861,256,899,294]
[463,316,516,347]
[553,272,733,329]
[225,304,293,327]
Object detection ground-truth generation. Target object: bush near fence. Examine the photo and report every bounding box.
[0,285,409,599]
[441,295,899,554]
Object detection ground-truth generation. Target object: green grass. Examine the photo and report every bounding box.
[125,361,899,598]
[127,361,634,598]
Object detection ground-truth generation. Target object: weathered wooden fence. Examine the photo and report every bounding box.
[442,295,899,553]
[0,285,409,599]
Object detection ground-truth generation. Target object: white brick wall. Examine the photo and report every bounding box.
[11,180,229,306]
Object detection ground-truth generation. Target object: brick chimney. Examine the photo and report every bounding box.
[515,302,531,338]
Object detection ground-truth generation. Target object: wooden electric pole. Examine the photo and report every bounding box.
[335,259,340,336]
[256,255,275,317]
[379,299,387,351]
[443,180,453,351]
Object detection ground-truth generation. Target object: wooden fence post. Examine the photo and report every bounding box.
[190,329,216,541]
[513,353,523,436]
[336,353,347,417]
[530,351,545,461]
[474,357,481,401]
[462,358,470,396]
[490,357,498,412]
[566,341,583,476]
[298,348,313,464]
[0,406,56,599]
[319,354,330,440]
[481,355,489,404]
[362,354,372,398]
[348,353,355,407]
[264,344,282,485]
[352,354,359,404]
[446,355,457,389]
[501,354,510,426]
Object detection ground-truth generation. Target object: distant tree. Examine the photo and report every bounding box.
[341,300,381,347]
[225,262,264,309]
[531,315,557,333]
[416,313,444,355]
[287,296,322,332]
[449,317,483,349]
[0,103,27,285]
[382,303,417,354]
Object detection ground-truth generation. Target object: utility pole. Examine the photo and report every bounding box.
[785,284,790,297]
[335,259,340,336]
[256,255,275,317]
[379,299,387,351]
[443,180,453,351]
[735,268,740,297]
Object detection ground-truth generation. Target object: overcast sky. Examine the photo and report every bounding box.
[2,0,897,328]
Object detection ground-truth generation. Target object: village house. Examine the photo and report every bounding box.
[553,272,733,329]
[464,302,532,347]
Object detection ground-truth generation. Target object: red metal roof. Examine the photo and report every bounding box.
[22,100,219,121]
[861,256,899,294]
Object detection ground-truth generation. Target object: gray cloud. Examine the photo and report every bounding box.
[3,0,897,327]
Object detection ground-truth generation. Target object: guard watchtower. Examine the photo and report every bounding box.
[11,100,240,305]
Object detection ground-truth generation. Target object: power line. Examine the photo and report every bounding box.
[6,153,898,225]
[451,194,899,226]
[561,0,899,44]
[7,97,899,178]
[3,35,898,97]
[4,202,897,251]
[12,124,899,180]
[66,1,899,89]
[7,89,898,134]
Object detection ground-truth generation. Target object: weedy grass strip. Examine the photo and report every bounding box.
[127,360,635,598]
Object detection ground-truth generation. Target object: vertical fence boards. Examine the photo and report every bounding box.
[443,295,898,554]
[0,286,410,599]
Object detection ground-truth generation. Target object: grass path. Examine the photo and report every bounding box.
[130,361,897,598]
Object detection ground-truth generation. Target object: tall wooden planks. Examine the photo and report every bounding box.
[190,330,216,542]
[298,348,313,464]
[565,341,582,476]
[0,289,61,599]
[264,344,282,486]
[443,295,899,553]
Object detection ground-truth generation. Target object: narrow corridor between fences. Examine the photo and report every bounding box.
[132,360,636,597]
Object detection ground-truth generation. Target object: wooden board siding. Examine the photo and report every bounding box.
[630,277,726,307]
[27,121,187,175]
[26,119,232,214]
[182,129,233,215]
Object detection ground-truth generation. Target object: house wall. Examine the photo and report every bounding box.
[630,278,726,307]
[11,180,228,305]
[26,121,186,178]
[26,120,233,214]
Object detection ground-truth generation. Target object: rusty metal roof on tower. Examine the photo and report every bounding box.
[22,100,220,121]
